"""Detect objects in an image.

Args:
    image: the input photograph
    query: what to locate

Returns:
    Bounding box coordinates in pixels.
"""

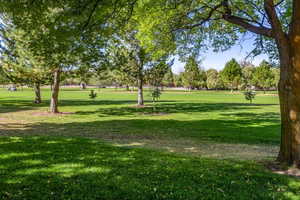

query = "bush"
[89,90,97,99]
[150,87,161,103]
[244,89,256,104]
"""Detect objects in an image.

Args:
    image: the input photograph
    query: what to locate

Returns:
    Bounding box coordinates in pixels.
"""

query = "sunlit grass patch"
[0,136,299,200]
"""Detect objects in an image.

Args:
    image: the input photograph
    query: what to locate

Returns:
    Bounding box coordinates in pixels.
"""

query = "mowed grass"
[0,88,280,145]
[1,88,300,199]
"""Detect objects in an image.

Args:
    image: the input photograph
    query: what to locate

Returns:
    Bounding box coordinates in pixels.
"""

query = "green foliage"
[162,67,175,87]
[253,60,274,91]
[241,65,256,89]
[89,90,97,99]
[244,89,256,104]
[149,87,162,102]
[271,68,280,89]
[0,26,51,86]
[0,67,10,85]
[206,69,223,89]
[134,0,293,61]
[182,57,206,89]
[221,59,242,91]
[174,73,183,87]
[146,60,173,87]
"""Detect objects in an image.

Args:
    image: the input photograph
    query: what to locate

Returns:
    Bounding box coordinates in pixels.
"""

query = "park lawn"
[0,136,300,200]
[0,88,300,199]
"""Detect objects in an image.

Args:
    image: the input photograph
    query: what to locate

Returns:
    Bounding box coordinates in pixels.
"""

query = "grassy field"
[0,88,300,199]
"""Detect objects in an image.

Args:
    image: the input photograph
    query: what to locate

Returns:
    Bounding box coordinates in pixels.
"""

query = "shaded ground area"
[2,89,296,199]
[0,89,281,160]
[0,136,299,200]
[0,118,279,160]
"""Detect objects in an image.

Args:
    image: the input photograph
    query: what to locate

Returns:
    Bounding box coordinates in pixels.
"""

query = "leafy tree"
[182,57,205,90]
[271,67,280,89]
[253,60,274,93]
[162,67,175,87]
[244,89,256,104]
[1,0,137,113]
[220,59,242,92]
[0,66,11,85]
[241,65,256,89]
[174,73,183,87]
[136,0,300,166]
[0,26,51,103]
[75,65,94,90]
[111,36,148,106]
[206,69,223,90]
[89,90,97,99]
[111,69,135,90]
[146,59,173,89]
[110,17,172,105]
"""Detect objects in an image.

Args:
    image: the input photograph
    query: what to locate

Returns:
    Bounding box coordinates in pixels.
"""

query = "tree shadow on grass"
[75,102,276,116]
[0,136,299,200]
[1,111,280,145]
[0,99,177,114]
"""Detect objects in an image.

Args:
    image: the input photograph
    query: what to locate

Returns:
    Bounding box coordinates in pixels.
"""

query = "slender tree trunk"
[126,85,130,91]
[50,69,61,113]
[80,82,86,90]
[34,82,42,104]
[137,74,144,106]
[137,63,144,106]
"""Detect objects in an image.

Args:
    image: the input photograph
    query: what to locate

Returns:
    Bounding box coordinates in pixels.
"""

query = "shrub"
[89,90,97,99]
[244,89,256,104]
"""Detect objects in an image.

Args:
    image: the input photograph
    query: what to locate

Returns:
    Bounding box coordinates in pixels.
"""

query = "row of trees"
[178,58,280,92]
[0,0,299,168]
[81,57,279,93]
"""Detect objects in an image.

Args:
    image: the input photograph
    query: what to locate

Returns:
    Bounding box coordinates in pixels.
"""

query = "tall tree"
[162,67,175,87]
[111,36,148,106]
[206,69,223,90]
[0,26,51,103]
[145,59,174,88]
[1,0,137,113]
[253,60,274,93]
[182,56,204,90]
[241,65,256,89]
[220,59,242,92]
[271,67,280,89]
[137,0,300,166]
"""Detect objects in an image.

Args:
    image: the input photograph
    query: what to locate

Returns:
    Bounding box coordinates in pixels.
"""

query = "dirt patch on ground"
[140,112,169,116]
[264,161,300,178]
[130,105,152,108]
[257,93,278,96]
[0,118,278,162]
[100,136,278,161]
[31,111,75,116]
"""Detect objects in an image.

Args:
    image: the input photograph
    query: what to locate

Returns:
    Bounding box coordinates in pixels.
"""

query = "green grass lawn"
[0,88,299,199]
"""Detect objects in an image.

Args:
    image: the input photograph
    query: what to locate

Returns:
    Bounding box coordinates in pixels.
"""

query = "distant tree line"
[0,56,279,94]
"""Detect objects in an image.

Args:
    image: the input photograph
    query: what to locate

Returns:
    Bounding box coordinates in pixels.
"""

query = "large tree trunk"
[137,76,144,106]
[277,38,300,167]
[261,0,300,167]
[50,69,61,113]
[34,83,42,104]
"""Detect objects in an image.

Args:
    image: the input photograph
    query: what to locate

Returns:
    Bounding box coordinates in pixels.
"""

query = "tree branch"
[221,0,273,38]
[223,15,273,37]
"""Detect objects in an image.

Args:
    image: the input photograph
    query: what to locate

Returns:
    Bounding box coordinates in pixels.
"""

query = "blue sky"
[172,38,269,74]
